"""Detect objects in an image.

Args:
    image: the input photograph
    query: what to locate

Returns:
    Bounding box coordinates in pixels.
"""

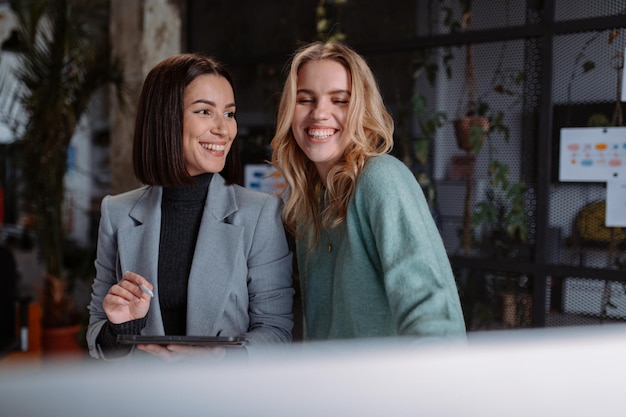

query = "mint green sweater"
[297,154,466,341]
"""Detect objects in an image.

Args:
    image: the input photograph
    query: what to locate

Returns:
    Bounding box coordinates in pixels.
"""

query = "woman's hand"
[136,344,226,362]
[103,271,153,324]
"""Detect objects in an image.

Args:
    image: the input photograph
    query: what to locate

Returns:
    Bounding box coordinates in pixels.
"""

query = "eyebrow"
[296,88,350,96]
[191,99,236,108]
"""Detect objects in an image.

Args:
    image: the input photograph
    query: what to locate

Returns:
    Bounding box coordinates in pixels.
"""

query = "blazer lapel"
[117,186,166,334]
[186,175,242,335]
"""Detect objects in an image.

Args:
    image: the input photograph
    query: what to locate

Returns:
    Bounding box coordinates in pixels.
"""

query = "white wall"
[0,4,20,144]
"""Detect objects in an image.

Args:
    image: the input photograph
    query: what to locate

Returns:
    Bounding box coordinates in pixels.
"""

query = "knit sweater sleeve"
[96,316,148,358]
[353,155,466,338]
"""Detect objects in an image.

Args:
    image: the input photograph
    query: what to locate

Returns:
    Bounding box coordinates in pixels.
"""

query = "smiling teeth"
[307,129,334,139]
[201,143,225,151]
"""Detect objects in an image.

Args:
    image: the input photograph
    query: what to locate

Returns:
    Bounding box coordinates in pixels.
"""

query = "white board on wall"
[559,127,626,182]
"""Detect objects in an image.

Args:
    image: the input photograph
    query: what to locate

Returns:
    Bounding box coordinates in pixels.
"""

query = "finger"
[119,280,153,301]
[123,271,153,291]
[205,346,226,359]
[166,345,226,359]
[122,271,144,283]
[110,282,141,302]
[138,284,154,298]
[122,272,154,297]
[103,292,130,306]
[137,344,184,362]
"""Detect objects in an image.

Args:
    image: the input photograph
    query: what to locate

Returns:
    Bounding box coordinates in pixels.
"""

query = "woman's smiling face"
[182,74,237,176]
[291,59,351,181]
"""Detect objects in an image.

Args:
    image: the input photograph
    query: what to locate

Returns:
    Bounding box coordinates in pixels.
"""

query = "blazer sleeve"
[242,193,295,346]
[86,194,121,358]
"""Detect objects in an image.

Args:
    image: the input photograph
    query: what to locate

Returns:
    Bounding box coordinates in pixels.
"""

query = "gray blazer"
[86,174,294,359]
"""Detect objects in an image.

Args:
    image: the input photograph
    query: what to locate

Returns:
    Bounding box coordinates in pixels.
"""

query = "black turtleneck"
[95,173,213,353]
[159,173,213,335]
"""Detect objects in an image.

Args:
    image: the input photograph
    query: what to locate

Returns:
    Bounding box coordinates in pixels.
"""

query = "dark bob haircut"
[133,53,241,187]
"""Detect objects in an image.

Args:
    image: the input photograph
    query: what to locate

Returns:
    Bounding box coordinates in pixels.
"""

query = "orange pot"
[41,324,84,356]
[454,116,489,152]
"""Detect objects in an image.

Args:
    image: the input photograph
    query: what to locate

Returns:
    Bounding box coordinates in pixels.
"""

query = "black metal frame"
[186,0,626,329]
[353,0,626,328]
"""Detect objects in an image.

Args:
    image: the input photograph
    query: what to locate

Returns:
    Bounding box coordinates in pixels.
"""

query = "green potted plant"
[449,3,488,254]
[411,92,448,213]
[472,156,528,258]
[470,123,531,326]
[1,0,124,353]
[434,0,525,254]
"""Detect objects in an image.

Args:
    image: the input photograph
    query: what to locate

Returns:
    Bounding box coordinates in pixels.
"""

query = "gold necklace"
[322,189,333,253]
[324,227,333,253]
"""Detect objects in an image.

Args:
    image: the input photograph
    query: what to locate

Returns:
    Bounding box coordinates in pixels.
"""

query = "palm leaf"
[4,0,125,327]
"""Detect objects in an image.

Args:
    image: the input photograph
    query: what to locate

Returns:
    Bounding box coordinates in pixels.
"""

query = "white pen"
[140,284,154,298]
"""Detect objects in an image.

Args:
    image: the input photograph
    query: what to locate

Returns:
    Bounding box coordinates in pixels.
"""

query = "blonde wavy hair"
[271,41,394,249]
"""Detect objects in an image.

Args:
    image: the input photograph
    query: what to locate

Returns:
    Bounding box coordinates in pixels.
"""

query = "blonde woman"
[271,41,465,342]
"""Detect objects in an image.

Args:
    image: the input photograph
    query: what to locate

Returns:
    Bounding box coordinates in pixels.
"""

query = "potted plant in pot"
[2,0,124,354]
[449,4,523,252]
[471,135,531,327]
[472,154,528,258]
[450,4,489,254]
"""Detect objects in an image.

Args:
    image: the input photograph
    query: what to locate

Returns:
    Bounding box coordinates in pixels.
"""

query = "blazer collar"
[127,174,237,225]
[204,173,237,222]
[128,185,162,225]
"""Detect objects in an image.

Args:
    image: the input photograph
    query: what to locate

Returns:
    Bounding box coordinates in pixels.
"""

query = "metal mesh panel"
[423,0,529,33]
[456,266,535,330]
[553,31,625,104]
[424,36,539,329]
[427,42,530,209]
[547,277,626,325]
[547,12,626,327]
[325,0,626,330]
[418,0,626,330]
[555,1,626,21]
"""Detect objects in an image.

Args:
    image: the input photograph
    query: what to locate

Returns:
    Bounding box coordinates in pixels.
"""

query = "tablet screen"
[117,335,246,346]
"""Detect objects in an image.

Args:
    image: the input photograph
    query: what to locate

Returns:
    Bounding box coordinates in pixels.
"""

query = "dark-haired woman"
[87,53,294,362]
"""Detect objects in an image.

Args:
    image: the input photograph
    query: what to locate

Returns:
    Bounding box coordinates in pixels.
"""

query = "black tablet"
[117,334,246,346]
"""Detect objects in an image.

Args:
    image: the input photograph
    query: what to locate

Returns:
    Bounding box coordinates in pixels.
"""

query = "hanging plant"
[316,0,347,42]
[453,9,489,154]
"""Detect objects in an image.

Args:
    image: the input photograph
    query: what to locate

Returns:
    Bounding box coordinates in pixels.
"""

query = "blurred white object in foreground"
[1,325,625,417]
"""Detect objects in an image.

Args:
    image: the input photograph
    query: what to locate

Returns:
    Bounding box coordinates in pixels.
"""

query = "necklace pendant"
[326,242,332,253]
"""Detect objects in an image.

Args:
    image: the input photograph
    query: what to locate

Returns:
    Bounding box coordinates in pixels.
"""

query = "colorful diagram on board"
[243,164,286,195]
[559,127,626,182]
